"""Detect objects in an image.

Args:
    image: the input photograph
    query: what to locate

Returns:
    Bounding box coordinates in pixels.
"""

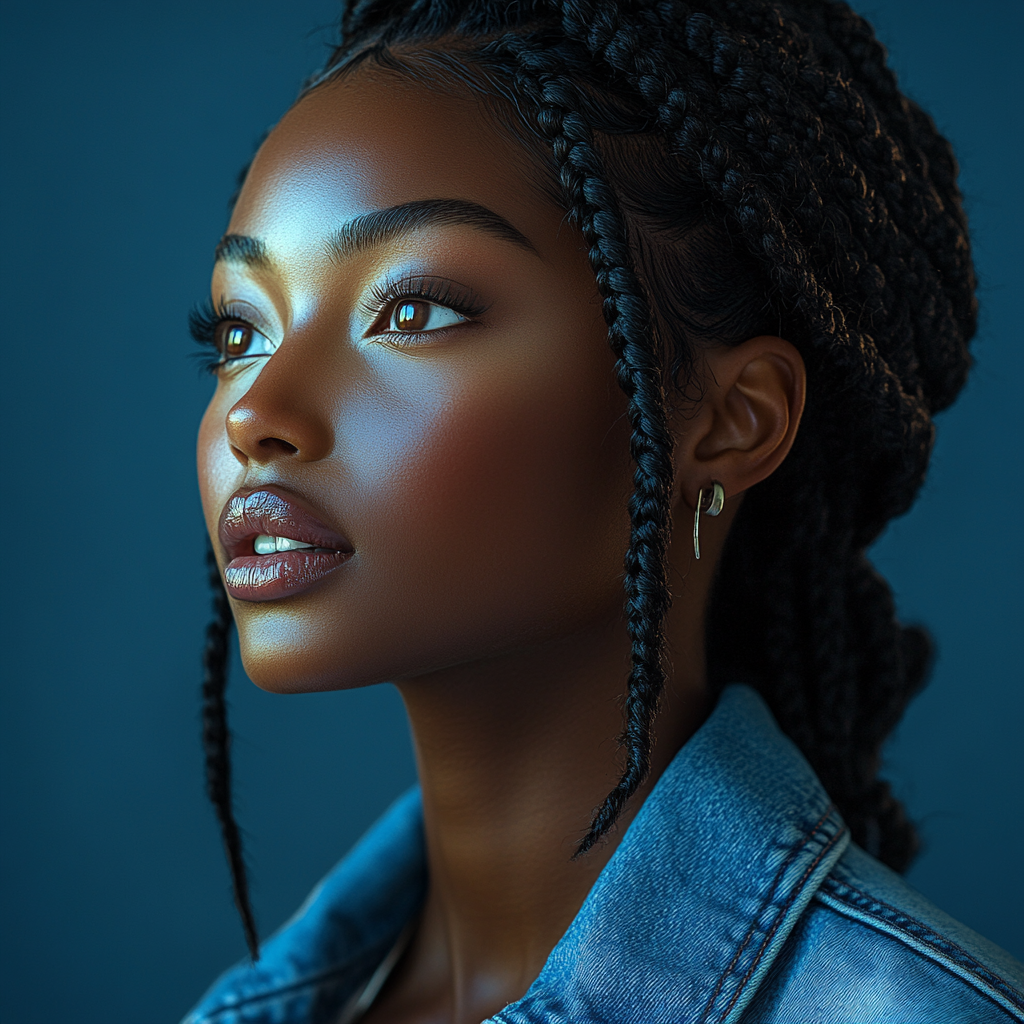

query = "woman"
[183,0,1024,1021]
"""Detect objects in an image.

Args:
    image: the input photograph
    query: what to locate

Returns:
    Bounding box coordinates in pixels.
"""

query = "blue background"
[0,2,1020,1021]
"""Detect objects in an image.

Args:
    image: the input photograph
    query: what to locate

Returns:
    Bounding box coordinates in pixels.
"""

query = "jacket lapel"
[183,787,426,1024]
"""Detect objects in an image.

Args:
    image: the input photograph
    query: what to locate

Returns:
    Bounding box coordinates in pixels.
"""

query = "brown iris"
[395,300,430,331]
[220,323,252,357]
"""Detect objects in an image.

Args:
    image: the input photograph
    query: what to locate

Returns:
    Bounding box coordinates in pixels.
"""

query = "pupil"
[224,325,250,355]
[395,301,427,331]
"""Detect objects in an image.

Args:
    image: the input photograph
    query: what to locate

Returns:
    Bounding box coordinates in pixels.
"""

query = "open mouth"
[252,534,343,555]
[218,489,354,602]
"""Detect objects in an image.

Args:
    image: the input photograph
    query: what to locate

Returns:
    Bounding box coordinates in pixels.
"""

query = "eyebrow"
[214,234,270,267]
[327,199,539,262]
[213,199,539,271]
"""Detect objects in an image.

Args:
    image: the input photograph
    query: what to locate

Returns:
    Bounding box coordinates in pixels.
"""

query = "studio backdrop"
[0,2,1020,1022]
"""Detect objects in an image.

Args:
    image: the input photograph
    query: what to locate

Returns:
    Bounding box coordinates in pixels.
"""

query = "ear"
[670,335,806,511]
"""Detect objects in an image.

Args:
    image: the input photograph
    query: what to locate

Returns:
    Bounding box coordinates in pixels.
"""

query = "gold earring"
[693,480,725,560]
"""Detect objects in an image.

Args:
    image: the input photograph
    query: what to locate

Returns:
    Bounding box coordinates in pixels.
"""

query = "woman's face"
[198,69,634,693]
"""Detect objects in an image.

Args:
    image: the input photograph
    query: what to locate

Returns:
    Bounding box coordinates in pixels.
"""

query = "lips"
[218,489,354,602]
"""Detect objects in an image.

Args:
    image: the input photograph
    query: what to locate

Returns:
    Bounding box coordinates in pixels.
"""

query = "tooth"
[254,534,277,555]
[275,536,314,552]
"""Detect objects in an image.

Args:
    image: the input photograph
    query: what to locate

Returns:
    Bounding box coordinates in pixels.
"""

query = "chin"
[233,610,377,695]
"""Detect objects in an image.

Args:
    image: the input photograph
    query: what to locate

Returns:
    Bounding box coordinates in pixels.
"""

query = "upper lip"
[218,487,354,561]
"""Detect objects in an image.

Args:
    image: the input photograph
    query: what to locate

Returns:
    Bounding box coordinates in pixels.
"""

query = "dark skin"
[198,69,806,1024]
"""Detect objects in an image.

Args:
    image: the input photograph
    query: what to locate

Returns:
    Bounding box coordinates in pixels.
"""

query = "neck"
[390,597,712,1022]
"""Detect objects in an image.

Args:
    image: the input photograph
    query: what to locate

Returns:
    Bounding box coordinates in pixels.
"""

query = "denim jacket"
[183,685,1024,1024]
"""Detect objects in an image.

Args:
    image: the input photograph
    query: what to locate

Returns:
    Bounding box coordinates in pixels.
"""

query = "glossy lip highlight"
[218,488,354,602]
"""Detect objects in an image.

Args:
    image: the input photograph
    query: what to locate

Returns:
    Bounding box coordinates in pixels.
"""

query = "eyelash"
[189,276,488,374]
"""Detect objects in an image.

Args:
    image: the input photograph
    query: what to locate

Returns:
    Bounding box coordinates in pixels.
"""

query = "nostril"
[258,437,299,455]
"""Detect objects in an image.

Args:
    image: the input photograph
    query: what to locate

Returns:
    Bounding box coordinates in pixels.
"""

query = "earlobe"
[673,335,806,510]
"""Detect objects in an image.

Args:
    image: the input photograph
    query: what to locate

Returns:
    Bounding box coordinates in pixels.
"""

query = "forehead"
[229,68,560,250]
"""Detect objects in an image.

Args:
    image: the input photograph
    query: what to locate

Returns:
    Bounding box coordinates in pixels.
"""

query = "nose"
[225,347,334,466]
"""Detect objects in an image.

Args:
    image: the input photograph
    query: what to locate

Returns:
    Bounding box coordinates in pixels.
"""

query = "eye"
[219,322,254,357]
[215,320,276,362]
[188,298,280,373]
[359,275,486,347]
[389,299,466,334]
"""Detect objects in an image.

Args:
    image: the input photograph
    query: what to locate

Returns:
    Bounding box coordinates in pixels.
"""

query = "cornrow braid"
[202,542,259,958]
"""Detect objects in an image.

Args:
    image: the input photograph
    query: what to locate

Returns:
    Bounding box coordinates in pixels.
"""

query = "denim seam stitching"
[699,804,838,1024]
[716,815,846,1023]
[820,878,1024,1013]
[698,808,829,1016]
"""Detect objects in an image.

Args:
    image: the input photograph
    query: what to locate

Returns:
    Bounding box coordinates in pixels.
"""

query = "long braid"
[492,37,676,853]
[202,542,259,958]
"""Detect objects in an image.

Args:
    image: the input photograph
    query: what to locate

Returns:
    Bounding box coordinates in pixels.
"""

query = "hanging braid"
[202,542,259,958]
[201,0,978,942]
[497,38,677,854]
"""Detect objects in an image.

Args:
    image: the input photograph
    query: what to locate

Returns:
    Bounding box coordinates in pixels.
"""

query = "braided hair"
[201,0,976,949]
[202,541,259,958]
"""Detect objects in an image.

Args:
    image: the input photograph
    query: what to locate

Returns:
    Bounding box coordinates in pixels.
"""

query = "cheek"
[349,342,633,655]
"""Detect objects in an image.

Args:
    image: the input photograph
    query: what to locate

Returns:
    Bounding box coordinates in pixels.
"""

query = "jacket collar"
[186,685,848,1024]
[494,684,849,1023]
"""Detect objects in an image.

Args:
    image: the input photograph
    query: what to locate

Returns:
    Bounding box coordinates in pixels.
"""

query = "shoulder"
[745,842,1024,1023]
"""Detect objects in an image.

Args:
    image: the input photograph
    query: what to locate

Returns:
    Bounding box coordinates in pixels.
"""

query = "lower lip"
[223,550,352,602]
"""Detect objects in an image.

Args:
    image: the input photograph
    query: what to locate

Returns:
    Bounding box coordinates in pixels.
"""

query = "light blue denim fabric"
[182,685,1024,1023]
